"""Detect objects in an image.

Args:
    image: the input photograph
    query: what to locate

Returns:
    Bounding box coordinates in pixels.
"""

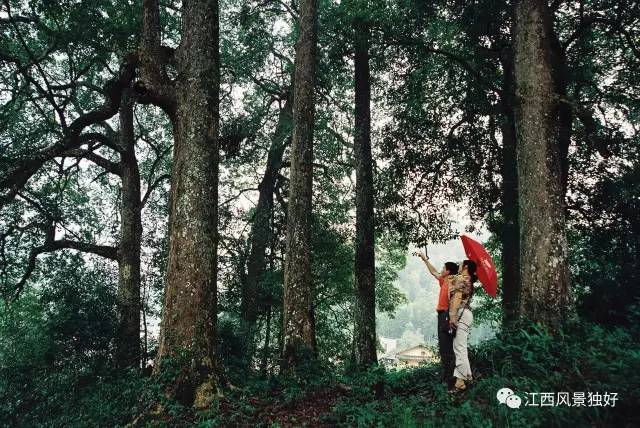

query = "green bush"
[332,321,640,427]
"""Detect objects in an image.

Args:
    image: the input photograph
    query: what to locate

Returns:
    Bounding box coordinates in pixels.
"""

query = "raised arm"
[415,252,440,279]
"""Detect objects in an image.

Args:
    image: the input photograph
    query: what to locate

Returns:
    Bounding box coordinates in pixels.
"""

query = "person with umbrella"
[448,235,498,392]
[449,259,478,392]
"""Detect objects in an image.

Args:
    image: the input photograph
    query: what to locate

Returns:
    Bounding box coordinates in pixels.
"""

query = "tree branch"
[9,228,118,300]
[141,173,171,207]
[135,0,176,114]
[219,187,259,208]
[0,54,138,206]
[0,15,38,24]
[383,34,503,96]
[63,148,123,176]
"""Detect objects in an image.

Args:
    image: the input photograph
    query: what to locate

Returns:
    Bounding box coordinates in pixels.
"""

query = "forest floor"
[220,386,347,427]
[187,323,640,427]
[211,364,448,427]
[5,322,638,427]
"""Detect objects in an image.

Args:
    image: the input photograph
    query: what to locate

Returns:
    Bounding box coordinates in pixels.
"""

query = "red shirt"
[436,276,449,311]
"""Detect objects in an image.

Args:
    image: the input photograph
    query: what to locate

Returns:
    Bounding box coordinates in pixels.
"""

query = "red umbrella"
[460,235,498,298]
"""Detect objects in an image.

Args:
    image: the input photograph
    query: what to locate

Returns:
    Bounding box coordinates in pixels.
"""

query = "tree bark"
[549,29,572,198]
[513,0,571,330]
[240,98,292,364]
[137,0,175,114]
[282,0,318,371]
[498,48,521,325]
[353,15,377,369]
[152,0,220,407]
[116,90,143,369]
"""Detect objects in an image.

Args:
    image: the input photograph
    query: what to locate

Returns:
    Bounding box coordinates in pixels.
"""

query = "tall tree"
[137,0,221,406]
[282,0,319,370]
[513,0,571,329]
[352,9,377,369]
[0,94,155,369]
[0,1,139,206]
[115,90,143,369]
[498,47,521,324]
[241,96,292,364]
[0,4,153,364]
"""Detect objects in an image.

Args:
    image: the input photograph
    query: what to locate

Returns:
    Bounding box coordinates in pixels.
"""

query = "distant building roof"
[380,344,434,361]
[396,344,432,355]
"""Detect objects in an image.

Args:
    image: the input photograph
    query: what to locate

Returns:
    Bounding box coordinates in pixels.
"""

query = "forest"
[0,0,639,426]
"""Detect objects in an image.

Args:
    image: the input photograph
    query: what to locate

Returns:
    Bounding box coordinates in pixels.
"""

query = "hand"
[413,251,428,260]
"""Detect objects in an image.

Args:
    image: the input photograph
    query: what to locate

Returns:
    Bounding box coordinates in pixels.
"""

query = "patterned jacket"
[448,274,473,325]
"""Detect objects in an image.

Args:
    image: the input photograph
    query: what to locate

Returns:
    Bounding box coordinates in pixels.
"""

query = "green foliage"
[216,315,246,384]
[376,236,409,314]
[570,161,640,329]
[3,255,639,426]
[219,213,407,376]
[0,255,150,427]
[333,321,640,427]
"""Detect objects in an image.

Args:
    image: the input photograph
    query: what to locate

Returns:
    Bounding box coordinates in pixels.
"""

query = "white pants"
[453,307,473,381]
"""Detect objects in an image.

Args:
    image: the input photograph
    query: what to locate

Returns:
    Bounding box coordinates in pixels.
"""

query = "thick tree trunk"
[116,90,143,369]
[513,0,571,330]
[499,49,521,325]
[353,16,377,369]
[240,99,292,364]
[154,0,220,407]
[282,0,318,370]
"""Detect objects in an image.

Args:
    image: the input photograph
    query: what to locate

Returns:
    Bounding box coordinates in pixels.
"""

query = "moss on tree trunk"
[151,0,221,408]
[116,90,142,369]
[282,0,319,371]
[513,0,571,330]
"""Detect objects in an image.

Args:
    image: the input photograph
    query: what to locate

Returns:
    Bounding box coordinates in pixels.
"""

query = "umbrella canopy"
[460,235,498,298]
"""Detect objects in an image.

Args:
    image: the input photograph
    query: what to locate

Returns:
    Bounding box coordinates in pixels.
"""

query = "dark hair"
[463,260,478,283]
[444,262,459,275]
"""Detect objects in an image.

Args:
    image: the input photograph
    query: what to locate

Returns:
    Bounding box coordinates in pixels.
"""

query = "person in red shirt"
[415,251,459,388]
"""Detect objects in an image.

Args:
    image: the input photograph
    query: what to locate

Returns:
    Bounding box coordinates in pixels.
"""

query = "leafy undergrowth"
[4,321,639,427]
[199,321,640,428]
[359,322,640,427]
